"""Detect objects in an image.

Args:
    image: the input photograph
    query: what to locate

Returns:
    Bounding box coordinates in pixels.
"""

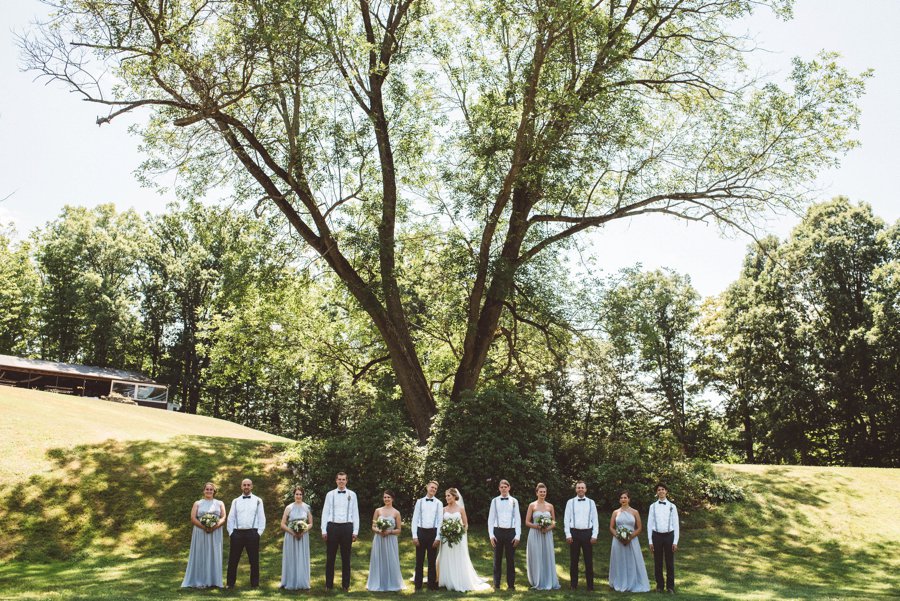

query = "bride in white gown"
[438,488,491,592]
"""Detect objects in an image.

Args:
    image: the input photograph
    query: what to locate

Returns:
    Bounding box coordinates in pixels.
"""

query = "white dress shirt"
[564,496,599,538]
[411,495,444,540]
[487,495,522,541]
[320,488,360,536]
[647,499,680,545]
[226,493,266,535]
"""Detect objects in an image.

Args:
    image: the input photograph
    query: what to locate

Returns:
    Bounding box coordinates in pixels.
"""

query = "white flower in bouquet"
[536,515,554,530]
[375,517,393,532]
[440,518,465,547]
[199,512,218,529]
[616,525,632,542]
[288,519,309,533]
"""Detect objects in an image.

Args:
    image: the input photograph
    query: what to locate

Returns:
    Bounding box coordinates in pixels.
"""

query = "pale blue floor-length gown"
[366,516,406,591]
[608,510,651,592]
[526,510,561,590]
[281,502,311,590]
[181,498,224,588]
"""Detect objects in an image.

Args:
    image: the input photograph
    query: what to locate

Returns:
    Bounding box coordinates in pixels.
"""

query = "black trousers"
[325,521,354,589]
[569,528,594,590]
[652,531,675,590]
[414,527,438,590]
[226,529,260,587]
[492,526,516,588]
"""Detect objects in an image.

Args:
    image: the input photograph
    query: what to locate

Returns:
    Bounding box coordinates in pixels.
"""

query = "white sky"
[2,0,898,297]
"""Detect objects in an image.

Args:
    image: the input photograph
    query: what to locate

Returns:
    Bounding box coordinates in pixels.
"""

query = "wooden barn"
[0,354,169,409]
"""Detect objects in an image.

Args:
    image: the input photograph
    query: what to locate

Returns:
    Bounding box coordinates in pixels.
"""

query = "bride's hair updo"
[445,487,460,501]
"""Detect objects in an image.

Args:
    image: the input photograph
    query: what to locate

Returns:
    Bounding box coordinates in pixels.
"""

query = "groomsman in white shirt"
[320,471,360,591]
[487,479,521,590]
[647,482,680,593]
[411,480,443,591]
[225,478,266,588]
[564,480,598,591]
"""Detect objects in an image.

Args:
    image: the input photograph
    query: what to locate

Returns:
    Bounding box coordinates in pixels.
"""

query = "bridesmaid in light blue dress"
[608,490,650,592]
[525,482,561,590]
[182,482,227,588]
[366,490,406,591]
[280,486,312,590]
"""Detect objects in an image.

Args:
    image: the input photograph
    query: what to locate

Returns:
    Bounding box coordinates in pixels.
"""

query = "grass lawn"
[1,387,898,600]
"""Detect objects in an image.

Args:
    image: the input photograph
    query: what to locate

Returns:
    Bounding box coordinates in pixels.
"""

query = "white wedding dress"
[437,512,490,592]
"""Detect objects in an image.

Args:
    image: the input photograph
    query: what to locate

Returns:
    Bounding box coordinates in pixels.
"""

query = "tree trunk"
[741,394,755,463]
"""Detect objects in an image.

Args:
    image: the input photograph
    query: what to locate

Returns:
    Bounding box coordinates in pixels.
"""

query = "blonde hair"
[445,487,460,501]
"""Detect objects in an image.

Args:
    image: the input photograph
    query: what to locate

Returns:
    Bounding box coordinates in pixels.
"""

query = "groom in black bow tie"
[412,480,443,590]
[488,479,521,590]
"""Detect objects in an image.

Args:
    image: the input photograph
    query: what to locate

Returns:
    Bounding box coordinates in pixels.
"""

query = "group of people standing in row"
[181,473,680,594]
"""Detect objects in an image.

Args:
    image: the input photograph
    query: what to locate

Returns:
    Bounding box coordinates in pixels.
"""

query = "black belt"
[493,527,515,531]
[571,528,592,532]
[233,528,257,532]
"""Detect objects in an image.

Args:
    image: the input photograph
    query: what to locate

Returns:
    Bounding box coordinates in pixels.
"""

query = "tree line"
[19,0,868,443]
[1,197,897,468]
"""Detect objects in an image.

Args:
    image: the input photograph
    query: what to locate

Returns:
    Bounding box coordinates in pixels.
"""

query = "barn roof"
[0,354,159,385]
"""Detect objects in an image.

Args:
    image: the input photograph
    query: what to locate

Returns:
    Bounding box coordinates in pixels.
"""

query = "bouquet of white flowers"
[199,512,219,529]
[616,525,632,543]
[440,519,465,548]
[535,515,554,530]
[288,519,309,534]
[375,517,394,532]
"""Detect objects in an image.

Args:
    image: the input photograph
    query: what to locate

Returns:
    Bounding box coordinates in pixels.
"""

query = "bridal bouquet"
[440,519,465,547]
[288,519,309,534]
[198,512,219,529]
[535,515,554,530]
[375,517,394,532]
[616,525,632,542]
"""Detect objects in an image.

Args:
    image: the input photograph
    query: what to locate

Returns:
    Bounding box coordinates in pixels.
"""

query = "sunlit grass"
[1,387,898,599]
[0,387,290,483]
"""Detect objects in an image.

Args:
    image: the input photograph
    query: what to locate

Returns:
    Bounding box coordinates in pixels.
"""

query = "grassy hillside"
[1,387,898,600]
[0,387,290,483]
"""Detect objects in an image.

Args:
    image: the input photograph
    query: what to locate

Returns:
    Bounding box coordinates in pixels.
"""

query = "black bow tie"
[578,498,586,502]
[658,501,666,504]
[426,498,434,502]
[338,490,347,494]
[242,495,251,499]
[500,497,509,501]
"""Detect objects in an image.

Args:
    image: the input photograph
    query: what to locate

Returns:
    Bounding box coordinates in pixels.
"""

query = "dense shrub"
[279,410,424,519]
[579,435,746,512]
[425,386,563,521]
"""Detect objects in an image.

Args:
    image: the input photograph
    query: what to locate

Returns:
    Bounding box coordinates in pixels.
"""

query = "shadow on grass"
[1,443,898,600]
[679,468,899,599]
[0,436,288,562]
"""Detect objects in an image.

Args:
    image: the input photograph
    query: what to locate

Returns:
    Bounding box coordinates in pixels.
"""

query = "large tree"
[21,0,866,441]
[33,204,143,367]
